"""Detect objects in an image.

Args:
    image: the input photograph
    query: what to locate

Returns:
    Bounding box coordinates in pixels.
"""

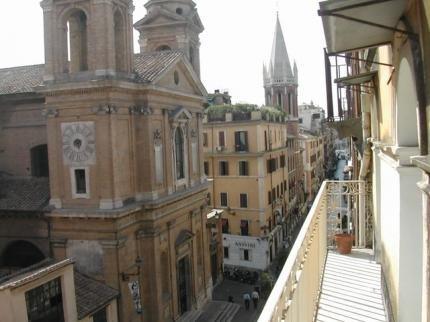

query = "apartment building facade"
[203,109,303,270]
[299,133,325,200]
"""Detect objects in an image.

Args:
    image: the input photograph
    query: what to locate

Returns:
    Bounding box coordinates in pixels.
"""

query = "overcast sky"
[0,0,327,107]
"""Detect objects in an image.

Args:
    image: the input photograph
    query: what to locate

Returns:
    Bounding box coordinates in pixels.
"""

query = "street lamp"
[121,257,143,281]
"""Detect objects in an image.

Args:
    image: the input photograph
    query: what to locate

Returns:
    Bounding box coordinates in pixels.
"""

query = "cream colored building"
[0,259,119,322]
[299,132,325,199]
[204,108,303,270]
[320,0,430,320]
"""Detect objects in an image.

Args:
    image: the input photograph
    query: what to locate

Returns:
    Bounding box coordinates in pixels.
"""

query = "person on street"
[252,290,259,309]
[243,292,251,310]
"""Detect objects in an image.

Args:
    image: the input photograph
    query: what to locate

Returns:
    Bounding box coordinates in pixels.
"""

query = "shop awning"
[319,0,407,54]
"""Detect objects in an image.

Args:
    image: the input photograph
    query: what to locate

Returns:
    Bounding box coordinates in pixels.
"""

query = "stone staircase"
[176,309,203,322]
[175,300,240,322]
[197,300,240,322]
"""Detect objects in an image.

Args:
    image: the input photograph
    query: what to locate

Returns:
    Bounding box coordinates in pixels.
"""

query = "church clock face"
[61,122,96,165]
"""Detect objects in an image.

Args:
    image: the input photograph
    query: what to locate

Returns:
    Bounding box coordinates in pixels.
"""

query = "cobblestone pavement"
[213,279,265,322]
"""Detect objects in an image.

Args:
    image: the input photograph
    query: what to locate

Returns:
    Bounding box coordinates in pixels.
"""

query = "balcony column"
[358,181,366,247]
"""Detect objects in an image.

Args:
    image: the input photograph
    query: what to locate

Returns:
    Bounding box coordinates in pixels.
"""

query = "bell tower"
[40,0,134,81]
[134,0,204,76]
[39,0,137,211]
[263,14,298,117]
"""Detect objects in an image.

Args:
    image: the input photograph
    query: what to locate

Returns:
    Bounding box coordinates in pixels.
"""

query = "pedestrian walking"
[252,290,259,309]
[243,292,251,310]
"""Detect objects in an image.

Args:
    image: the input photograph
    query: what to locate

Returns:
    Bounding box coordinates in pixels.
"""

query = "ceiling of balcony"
[319,0,407,54]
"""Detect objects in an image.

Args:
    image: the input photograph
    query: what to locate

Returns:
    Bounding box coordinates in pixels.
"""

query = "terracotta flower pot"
[334,233,354,254]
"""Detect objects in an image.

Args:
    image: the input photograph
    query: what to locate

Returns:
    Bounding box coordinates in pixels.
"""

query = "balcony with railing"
[258,180,387,322]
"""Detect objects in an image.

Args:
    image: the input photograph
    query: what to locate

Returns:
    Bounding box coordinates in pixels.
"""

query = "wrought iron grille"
[326,180,373,248]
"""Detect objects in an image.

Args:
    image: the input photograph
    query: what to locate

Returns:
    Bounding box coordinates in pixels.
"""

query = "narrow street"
[334,158,347,181]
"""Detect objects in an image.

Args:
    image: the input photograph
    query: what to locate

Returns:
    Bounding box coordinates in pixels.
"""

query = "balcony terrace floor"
[316,249,388,322]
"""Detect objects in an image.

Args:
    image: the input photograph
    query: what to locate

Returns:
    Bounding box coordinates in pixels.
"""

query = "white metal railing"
[325,180,369,248]
[258,181,328,322]
[258,180,371,322]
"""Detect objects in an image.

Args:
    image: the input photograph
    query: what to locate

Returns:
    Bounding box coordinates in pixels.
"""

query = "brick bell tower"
[263,13,298,118]
[41,0,134,80]
[134,0,204,77]
[39,0,136,210]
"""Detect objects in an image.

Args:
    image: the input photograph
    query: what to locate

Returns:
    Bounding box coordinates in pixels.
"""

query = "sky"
[0,0,327,107]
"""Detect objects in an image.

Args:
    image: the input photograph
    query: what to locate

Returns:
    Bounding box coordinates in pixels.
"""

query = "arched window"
[31,144,49,177]
[175,127,185,180]
[277,92,282,107]
[114,10,126,72]
[2,240,45,269]
[65,10,88,73]
[156,45,171,51]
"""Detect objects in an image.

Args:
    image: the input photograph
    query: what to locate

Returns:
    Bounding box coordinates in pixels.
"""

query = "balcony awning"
[319,0,407,54]
[334,70,378,87]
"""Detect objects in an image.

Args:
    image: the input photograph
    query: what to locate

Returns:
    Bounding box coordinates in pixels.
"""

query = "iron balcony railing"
[258,180,372,322]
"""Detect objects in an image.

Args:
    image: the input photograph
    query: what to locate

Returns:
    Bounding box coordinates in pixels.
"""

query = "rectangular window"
[222,218,229,234]
[203,132,208,147]
[235,131,248,152]
[277,185,280,198]
[280,155,286,168]
[75,169,87,194]
[240,220,249,236]
[240,249,251,261]
[268,191,272,205]
[224,247,229,258]
[272,188,276,201]
[311,155,317,163]
[220,192,228,207]
[219,131,225,147]
[204,161,209,176]
[26,278,64,322]
[93,308,107,322]
[238,161,249,176]
[267,158,277,173]
[219,161,229,176]
[264,131,268,151]
[244,249,250,261]
[240,193,248,208]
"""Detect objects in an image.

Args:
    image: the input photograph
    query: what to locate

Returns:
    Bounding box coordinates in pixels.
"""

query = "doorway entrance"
[177,256,191,315]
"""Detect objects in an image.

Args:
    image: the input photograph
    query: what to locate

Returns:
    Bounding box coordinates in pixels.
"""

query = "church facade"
[0,0,213,321]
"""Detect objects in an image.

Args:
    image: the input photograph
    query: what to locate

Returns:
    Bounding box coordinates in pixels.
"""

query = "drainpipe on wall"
[358,93,372,247]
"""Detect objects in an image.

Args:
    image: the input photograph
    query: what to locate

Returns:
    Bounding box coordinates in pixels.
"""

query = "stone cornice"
[37,81,205,103]
[47,182,209,218]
